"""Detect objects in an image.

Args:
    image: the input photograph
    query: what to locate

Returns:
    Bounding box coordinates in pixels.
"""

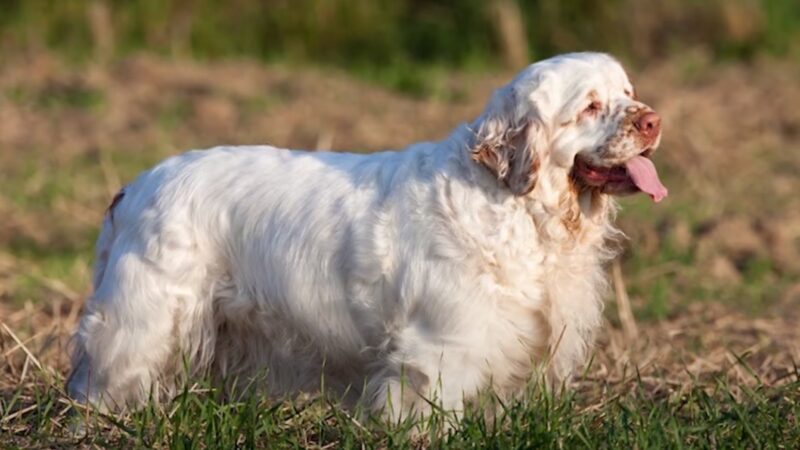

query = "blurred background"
[0,0,799,396]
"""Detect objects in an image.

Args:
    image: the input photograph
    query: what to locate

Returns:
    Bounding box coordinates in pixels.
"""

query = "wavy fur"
[68,52,659,420]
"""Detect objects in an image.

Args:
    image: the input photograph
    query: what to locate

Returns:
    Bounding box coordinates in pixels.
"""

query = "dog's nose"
[634,111,661,140]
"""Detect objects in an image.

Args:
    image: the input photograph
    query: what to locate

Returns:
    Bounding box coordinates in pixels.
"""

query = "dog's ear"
[470,86,542,196]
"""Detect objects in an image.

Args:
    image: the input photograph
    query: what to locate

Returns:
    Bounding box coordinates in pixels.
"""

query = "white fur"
[67,52,659,419]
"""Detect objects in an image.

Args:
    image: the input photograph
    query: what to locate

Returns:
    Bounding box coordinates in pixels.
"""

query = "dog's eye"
[584,101,602,114]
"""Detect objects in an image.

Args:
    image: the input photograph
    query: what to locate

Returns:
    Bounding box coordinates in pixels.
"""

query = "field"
[1,1,800,445]
[0,51,798,448]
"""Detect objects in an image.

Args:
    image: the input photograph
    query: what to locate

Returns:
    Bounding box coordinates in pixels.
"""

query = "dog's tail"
[91,186,127,291]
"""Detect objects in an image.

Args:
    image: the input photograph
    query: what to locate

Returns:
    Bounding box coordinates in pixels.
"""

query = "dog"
[67,52,666,420]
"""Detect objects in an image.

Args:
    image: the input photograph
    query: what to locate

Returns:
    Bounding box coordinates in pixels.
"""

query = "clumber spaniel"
[67,52,666,419]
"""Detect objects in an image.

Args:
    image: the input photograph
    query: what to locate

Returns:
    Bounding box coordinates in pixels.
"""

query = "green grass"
[2,363,798,448]
[6,84,106,112]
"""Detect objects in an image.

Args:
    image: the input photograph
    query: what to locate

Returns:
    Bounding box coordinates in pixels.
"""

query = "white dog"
[67,52,666,419]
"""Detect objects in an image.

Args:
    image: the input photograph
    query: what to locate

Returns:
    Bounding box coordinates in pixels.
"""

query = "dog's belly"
[209,272,384,395]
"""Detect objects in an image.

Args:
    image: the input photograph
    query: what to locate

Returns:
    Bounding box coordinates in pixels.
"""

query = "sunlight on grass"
[1,363,797,448]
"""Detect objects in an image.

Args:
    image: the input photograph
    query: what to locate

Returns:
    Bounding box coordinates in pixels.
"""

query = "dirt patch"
[0,54,489,159]
[585,302,800,400]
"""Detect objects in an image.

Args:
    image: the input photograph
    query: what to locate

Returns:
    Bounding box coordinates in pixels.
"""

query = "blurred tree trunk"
[169,0,196,58]
[88,0,114,64]
[488,0,529,69]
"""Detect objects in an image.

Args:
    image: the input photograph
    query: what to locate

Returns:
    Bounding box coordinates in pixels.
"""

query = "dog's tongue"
[625,156,668,202]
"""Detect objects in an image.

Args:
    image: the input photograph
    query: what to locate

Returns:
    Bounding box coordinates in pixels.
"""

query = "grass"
[2,356,798,448]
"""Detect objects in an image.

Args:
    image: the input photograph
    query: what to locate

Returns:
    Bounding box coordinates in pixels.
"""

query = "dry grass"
[1,52,799,446]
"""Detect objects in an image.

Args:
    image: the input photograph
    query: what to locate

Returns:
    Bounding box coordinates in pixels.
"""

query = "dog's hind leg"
[67,216,213,411]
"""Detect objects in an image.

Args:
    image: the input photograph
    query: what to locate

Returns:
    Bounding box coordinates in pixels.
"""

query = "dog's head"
[470,52,667,202]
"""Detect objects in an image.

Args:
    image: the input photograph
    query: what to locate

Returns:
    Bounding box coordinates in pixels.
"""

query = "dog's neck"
[527,163,615,252]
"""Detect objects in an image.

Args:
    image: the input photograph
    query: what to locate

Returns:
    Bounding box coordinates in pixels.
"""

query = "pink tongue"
[625,156,668,202]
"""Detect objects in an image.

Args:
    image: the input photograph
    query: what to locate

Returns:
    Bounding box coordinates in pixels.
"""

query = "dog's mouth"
[572,149,668,202]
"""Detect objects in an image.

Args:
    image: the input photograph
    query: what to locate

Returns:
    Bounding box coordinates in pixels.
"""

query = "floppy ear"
[470,86,542,196]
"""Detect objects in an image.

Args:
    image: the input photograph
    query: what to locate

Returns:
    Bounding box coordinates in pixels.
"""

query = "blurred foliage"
[1,0,798,70]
